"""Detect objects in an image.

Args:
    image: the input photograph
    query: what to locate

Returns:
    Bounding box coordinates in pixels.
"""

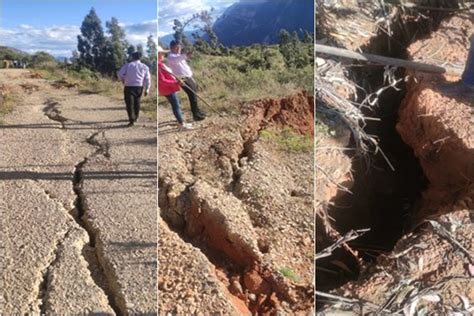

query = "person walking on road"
[167,40,206,121]
[158,46,192,130]
[118,52,151,127]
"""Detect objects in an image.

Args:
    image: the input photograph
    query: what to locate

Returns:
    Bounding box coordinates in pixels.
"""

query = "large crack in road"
[71,135,126,315]
[42,101,124,314]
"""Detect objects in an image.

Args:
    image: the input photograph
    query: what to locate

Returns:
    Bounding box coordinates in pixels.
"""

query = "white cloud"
[123,19,157,46]
[0,20,157,57]
[158,0,236,36]
[0,25,80,57]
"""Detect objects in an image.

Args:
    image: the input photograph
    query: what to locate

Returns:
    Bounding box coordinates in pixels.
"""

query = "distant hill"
[55,56,69,62]
[213,0,314,46]
[0,46,29,60]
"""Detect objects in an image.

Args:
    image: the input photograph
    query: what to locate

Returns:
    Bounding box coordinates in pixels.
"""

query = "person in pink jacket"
[158,46,192,130]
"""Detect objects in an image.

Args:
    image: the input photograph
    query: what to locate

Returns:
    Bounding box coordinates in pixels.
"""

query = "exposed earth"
[158,91,315,314]
[316,4,473,314]
[0,69,157,315]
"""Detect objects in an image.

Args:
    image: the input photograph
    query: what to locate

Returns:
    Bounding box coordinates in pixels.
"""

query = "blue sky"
[0,0,157,57]
[158,0,238,38]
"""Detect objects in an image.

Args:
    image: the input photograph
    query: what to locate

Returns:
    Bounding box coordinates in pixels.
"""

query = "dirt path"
[0,69,157,315]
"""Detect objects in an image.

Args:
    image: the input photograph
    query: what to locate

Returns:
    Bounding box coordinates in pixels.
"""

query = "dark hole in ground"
[316,9,450,300]
[330,73,428,256]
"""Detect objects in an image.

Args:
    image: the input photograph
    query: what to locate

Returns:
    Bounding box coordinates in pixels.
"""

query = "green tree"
[146,35,157,73]
[279,29,312,68]
[172,19,192,51]
[105,17,127,75]
[127,44,136,62]
[279,29,292,62]
[30,51,57,67]
[77,8,107,71]
[146,35,157,59]
[173,9,220,53]
[137,44,144,56]
[303,30,313,44]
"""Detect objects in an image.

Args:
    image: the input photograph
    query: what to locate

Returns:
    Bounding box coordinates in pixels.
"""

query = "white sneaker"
[179,122,193,130]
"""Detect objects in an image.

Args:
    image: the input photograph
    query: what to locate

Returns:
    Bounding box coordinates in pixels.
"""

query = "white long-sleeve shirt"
[166,53,193,78]
[117,60,151,92]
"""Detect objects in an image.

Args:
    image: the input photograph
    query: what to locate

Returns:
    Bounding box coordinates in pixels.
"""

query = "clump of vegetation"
[0,85,18,123]
[279,266,300,282]
[260,127,313,153]
[315,121,331,146]
[176,44,312,114]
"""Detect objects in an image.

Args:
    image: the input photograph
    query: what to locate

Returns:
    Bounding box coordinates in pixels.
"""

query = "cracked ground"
[158,92,315,314]
[0,69,157,315]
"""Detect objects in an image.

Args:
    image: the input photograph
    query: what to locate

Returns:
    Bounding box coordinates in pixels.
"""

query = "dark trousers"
[124,86,143,122]
[181,77,202,117]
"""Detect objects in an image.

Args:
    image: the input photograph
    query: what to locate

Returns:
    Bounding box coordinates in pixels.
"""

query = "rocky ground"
[316,5,473,315]
[158,91,315,314]
[0,69,157,314]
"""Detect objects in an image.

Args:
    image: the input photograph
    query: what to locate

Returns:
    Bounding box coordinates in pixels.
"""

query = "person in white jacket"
[167,40,206,121]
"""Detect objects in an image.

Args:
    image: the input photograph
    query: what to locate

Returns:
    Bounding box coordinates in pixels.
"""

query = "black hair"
[170,40,181,49]
[132,52,142,60]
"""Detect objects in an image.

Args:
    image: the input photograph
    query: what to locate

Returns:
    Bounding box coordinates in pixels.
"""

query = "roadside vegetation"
[159,11,313,131]
[0,84,17,124]
[260,127,313,153]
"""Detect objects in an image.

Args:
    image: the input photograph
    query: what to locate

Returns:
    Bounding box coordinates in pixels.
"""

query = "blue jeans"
[166,93,184,124]
[462,36,474,86]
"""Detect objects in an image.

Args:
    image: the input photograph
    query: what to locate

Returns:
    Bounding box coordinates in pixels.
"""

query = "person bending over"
[158,46,192,130]
[167,40,206,121]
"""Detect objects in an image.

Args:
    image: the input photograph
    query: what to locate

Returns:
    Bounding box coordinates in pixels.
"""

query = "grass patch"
[279,267,300,282]
[315,121,331,146]
[0,86,18,124]
[0,94,16,116]
[260,127,313,153]
[161,45,313,115]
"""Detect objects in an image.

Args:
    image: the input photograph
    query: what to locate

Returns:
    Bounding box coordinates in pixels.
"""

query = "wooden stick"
[315,44,463,77]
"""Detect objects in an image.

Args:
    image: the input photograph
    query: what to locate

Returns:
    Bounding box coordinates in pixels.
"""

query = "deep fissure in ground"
[40,99,124,314]
[316,10,450,295]
[72,149,123,315]
[159,137,287,315]
[159,94,314,314]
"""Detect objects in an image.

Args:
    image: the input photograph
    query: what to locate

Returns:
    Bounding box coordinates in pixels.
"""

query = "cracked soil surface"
[158,91,314,315]
[0,69,157,315]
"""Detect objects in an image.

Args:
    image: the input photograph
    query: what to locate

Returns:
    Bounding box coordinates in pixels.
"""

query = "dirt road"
[0,69,157,315]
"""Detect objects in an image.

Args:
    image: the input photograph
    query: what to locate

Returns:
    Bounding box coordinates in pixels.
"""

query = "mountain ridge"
[213,0,314,46]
